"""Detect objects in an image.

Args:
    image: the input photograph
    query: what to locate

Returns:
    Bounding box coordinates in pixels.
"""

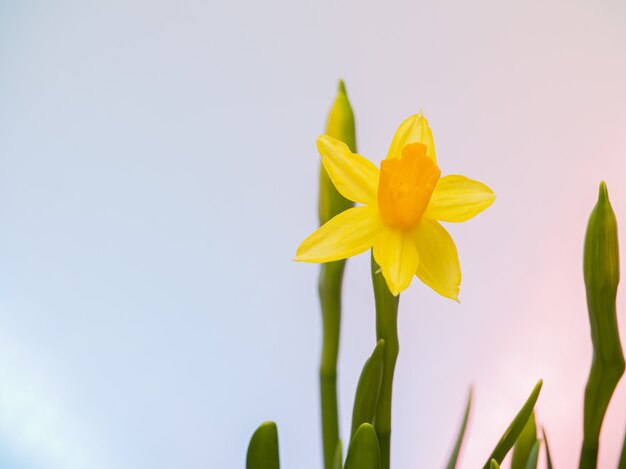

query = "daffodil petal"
[317,135,379,206]
[385,113,436,162]
[412,219,461,301]
[372,227,419,296]
[295,206,383,263]
[425,175,495,222]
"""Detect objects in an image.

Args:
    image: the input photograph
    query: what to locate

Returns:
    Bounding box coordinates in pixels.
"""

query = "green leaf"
[246,421,280,469]
[490,459,501,469]
[446,387,473,469]
[581,182,625,469]
[482,380,543,469]
[351,339,385,439]
[344,423,380,469]
[524,440,540,469]
[333,440,343,469]
[511,411,537,469]
[542,427,553,469]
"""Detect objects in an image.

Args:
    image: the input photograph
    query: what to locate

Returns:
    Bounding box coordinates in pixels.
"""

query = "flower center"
[377,143,441,229]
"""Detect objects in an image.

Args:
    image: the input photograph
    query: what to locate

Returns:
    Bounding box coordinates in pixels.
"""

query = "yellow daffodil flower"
[295,113,495,300]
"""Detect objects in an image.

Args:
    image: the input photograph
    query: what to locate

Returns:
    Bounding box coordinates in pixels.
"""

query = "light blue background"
[1,1,626,468]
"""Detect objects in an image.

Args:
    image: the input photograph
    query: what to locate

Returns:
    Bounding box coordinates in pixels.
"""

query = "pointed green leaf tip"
[490,459,501,469]
[246,421,280,469]
[483,380,543,469]
[318,80,356,225]
[351,339,385,439]
[344,423,380,469]
[581,181,624,468]
[338,79,347,95]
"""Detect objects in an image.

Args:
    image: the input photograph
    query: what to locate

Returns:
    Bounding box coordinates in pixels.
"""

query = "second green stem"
[371,254,400,469]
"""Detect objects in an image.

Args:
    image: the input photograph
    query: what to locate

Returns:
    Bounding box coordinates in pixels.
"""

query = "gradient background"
[1,1,626,468]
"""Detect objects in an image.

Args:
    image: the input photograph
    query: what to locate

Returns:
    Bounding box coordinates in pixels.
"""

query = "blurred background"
[1,0,626,467]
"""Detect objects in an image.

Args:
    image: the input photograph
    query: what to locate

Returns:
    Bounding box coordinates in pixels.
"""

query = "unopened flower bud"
[318,80,356,225]
[584,182,620,313]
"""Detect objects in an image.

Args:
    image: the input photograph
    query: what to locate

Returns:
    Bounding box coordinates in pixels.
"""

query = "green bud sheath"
[318,80,357,469]
[580,182,625,469]
[584,182,620,324]
[318,80,356,225]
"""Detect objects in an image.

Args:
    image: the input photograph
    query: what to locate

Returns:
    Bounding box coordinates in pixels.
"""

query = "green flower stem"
[371,253,400,469]
[580,183,625,469]
[317,80,356,469]
[319,260,346,469]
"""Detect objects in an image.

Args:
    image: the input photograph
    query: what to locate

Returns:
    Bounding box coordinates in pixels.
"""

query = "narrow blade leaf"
[446,387,473,469]
[482,379,543,468]
[542,427,553,469]
[351,339,385,439]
